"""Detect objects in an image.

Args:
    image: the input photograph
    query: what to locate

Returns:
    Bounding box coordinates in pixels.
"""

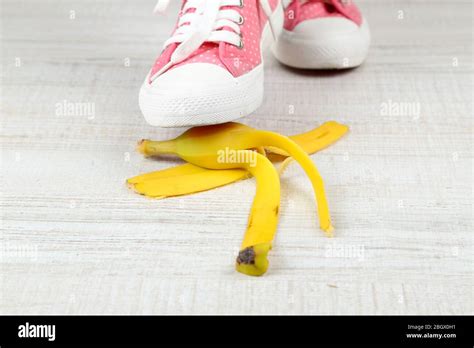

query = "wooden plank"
[1,0,472,314]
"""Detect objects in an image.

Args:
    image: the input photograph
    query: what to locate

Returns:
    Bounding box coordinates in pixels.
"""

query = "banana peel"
[128,163,250,199]
[127,121,349,276]
[128,121,348,197]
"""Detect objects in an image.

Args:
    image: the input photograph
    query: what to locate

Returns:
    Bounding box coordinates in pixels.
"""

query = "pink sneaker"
[140,0,283,127]
[273,0,370,69]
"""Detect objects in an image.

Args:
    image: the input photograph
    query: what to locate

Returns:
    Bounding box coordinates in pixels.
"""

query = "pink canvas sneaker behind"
[140,0,283,128]
[273,0,370,69]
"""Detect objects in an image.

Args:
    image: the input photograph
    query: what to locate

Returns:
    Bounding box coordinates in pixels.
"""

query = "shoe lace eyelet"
[238,15,244,25]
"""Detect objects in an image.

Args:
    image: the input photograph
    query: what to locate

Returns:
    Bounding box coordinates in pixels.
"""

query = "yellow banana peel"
[128,164,250,199]
[127,121,349,276]
[128,121,348,197]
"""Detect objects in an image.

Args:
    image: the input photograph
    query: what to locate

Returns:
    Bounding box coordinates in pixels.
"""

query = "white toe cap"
[138,62,264,127]
[148,63,238,91]
[292,17,360,40]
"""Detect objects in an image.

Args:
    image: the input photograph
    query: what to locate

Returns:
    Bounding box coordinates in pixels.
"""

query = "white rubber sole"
[139,3,284,128]
[272,18,371,69]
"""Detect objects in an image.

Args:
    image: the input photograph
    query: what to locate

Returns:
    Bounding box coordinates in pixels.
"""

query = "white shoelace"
[151,0,276,81]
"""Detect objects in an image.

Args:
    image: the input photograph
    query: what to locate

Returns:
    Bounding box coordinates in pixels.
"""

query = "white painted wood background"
[1,0,472,314]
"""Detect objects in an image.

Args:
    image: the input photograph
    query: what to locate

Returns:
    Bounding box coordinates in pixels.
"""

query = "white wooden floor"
[1,0,472,315]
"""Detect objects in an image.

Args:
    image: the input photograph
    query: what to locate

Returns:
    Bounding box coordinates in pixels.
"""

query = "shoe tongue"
[298,0,331,13]
[325,0,362,25]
